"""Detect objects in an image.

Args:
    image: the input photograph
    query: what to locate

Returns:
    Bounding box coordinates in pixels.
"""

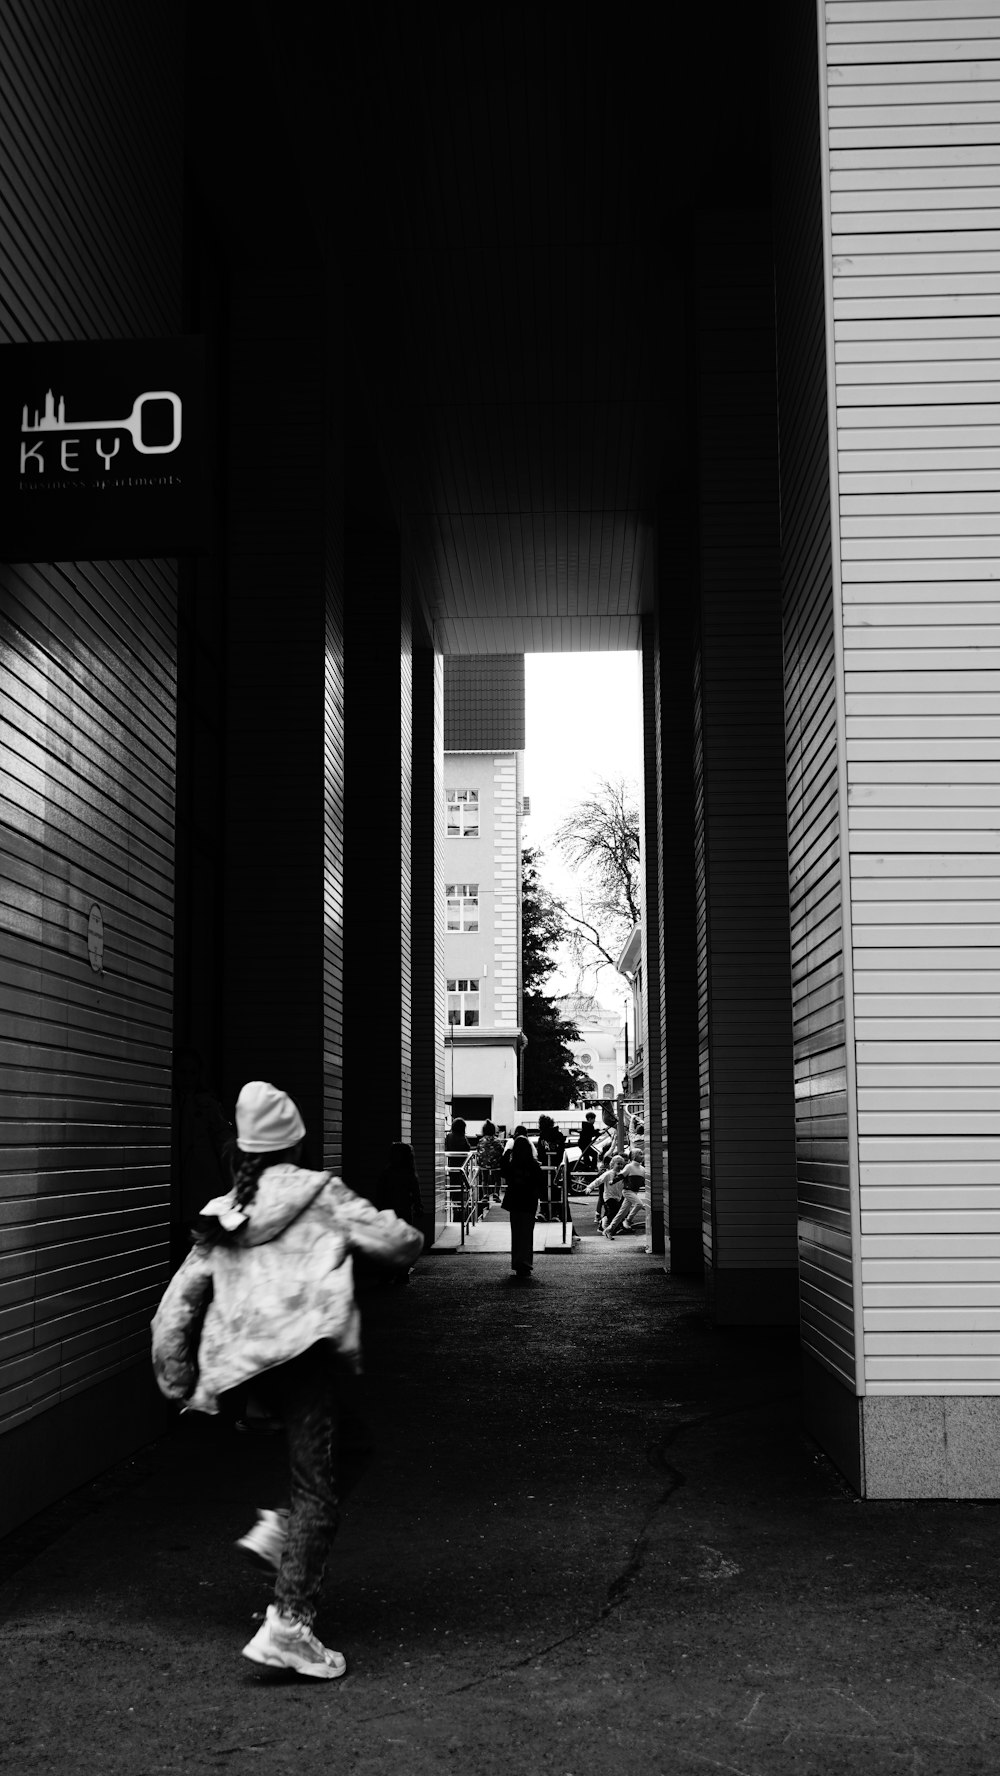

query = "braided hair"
[198,1142,302,1244]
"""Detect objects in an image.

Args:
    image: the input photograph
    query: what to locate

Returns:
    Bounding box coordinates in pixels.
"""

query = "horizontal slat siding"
[0,0,181,1436]
[324,474,345,1169]
[695,636,711,1266]
[638,594,665,1249]
[775,0,857,1384]
[408,639,447,1227]
[825,0,1000,1392]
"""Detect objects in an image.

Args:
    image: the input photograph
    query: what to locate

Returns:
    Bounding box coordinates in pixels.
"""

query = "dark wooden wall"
[639,601,666,1257]
[656,431,705,1280]
[410,606,447,1233]
[693,212,798,1323]
[771,0,860,1481]
[180,13,345,1179]
[324,360,347,1172]
[0,0,184,1529]
[218,266,334,1163]
[340,368,414,1192]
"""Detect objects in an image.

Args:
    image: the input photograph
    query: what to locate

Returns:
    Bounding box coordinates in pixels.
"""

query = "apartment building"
[443,659,525,1132]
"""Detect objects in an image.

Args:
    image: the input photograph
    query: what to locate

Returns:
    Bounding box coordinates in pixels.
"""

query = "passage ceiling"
[266,6,770,652]
[340,11,680,653]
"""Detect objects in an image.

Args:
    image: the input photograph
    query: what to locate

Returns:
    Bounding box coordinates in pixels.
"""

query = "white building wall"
[443,749,523,1120]
[821,4,1000,1418]
[449,1043,518,1131]
[492,754,520,1029]
[443,754,497,1022]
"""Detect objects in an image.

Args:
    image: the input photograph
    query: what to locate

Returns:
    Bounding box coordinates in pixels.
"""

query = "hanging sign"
[0,337,211,559]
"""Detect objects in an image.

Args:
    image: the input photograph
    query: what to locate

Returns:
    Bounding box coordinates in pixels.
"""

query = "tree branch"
[553,775,642,928]
[552,898,622,973]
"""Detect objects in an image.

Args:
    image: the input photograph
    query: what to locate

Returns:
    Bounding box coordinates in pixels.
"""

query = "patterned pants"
[253,1342,374,1625]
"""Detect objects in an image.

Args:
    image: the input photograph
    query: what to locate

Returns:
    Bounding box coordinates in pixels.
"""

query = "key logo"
[1,336,209,558]
[20,388,182,472]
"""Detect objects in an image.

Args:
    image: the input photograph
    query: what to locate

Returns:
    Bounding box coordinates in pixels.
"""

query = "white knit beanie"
[235,1080,306,1153]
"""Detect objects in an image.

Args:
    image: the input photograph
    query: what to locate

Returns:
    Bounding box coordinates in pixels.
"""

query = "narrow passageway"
[3,1247,1000,1774]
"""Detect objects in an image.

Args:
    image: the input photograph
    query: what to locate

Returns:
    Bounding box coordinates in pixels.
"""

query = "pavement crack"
[354,1391,799,1718]
[599,1392,798,1618]
[687,1754,753,1776]
[736,1690,764,1728]
[592,1414,706,1619]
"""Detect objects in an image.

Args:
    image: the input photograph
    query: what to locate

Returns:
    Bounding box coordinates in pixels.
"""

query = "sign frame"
[0,336,212,560]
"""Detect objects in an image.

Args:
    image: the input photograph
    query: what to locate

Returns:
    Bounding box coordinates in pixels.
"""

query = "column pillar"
[341,523,412,1192]
[410,618,447,1236]
[655,476,705,1276]
[640,607,666,1257]
[692,211,798,1324]
[220,266,337,1166]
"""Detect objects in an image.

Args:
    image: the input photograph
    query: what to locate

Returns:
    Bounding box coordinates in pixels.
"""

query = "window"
[446,788,479,838]
[450,1096,492,1122]
[580,1051,592,1065]
[445,882,479,931]
[447,977,480,1026]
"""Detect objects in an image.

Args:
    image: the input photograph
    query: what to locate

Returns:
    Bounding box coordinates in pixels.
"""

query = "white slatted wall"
[823,0,1000,1394]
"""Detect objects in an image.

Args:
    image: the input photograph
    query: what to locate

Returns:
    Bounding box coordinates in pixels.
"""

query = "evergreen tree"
[520,847,590,1108]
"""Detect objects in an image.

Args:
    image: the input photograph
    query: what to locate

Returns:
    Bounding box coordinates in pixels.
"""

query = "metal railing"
[536,1157,571,1246]
[443,1141,641,1249]
[538,1159,603,1245]
[446,1150,493,1245]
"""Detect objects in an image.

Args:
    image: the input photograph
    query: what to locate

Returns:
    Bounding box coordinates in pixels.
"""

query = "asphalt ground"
[4,1212,1000,1775]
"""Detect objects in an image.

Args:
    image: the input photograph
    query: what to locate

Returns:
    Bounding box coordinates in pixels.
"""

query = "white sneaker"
[242,1604,346,1679]
[236,1508,288,1572]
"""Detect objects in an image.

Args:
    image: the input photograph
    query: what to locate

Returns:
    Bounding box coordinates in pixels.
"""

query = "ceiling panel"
[406,511,652,620]
[435,615,644,655]
[334,12,680,652]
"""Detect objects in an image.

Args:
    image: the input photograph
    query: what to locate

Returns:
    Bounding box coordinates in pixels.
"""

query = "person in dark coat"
[501,1134,544,1283]
[173,1048,235,1229]
[375,1141,424,1223]
[444,1116,469,1218]
[374,1142,425,1283]
[535,1115,566,1222]
[477,1119,503,1201]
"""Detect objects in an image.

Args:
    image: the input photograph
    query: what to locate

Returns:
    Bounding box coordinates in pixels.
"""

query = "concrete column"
[341,526,413,1192]
[655,506,705,1277]
[410,629,447,1237]
[692,212,798,1325]
[220,266,337,1168]
[640,609,666,1257]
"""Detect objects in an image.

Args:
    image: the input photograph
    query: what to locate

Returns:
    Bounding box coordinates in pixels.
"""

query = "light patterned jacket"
[151,1165,424,1413]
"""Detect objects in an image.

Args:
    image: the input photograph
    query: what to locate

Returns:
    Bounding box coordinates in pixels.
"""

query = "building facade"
[2,2,1000,1528]
[443,658,525,1133]
[554,993,625,1105]
[615,924,645,1101]
[443,751,524,1132]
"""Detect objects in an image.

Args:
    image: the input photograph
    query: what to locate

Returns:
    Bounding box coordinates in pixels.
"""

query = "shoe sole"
[235,1536,284,1572]
[242,1643,346,1679]
[236,1543,282,1572]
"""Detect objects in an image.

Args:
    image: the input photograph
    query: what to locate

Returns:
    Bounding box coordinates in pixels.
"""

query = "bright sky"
[523,652,643,1008]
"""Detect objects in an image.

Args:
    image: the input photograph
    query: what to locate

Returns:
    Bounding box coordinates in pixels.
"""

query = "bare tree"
[552,777,642,979]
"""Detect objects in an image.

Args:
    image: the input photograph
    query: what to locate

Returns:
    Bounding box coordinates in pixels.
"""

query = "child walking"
[152,1080,424,1678]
